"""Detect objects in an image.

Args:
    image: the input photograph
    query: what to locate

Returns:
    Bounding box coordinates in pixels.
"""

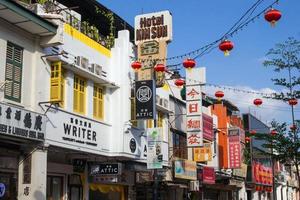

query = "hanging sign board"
[135,10,172,44]
[147,128,163,169]
[135,80,156,120]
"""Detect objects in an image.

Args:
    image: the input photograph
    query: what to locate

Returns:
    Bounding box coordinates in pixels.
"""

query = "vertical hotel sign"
[186,68,206,147]
[135,11,172,87]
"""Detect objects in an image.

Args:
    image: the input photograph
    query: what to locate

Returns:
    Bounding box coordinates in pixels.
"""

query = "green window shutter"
[5,42,23,102]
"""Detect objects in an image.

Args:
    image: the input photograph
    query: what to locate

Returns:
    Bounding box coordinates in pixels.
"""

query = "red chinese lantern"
[245,136,251,144]
[215,91,224,101]
[175,79,185,87]
[253,98,263,106]
[270,130,277,136]
[264,8,282,27]
[290,124,297,131]
[183,58,196,70]
[250,130,257,135]
[219,40,234,56]
[288,98,298,106]
[131,61,142,71]
[154,64,166,72]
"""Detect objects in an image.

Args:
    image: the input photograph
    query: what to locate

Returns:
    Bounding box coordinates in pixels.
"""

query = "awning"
[0,0,57,36]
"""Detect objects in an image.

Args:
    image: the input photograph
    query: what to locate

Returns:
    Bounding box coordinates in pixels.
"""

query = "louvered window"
[73,75,86,115]
[93,85,104,120]
[5,42,23,102]
[50,61,64,107]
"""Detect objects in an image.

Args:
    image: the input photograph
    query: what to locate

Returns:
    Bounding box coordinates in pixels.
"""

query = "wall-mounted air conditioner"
[76,56,89,69]
[93,64,102,76]
[158,97,169,109]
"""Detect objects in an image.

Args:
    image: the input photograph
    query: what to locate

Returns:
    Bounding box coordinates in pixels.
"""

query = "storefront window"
[89,184,125,200]
[47,176,63,200]
[0,172,17,200]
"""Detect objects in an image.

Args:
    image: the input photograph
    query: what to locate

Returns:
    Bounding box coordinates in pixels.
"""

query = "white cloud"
[205,85,295,124]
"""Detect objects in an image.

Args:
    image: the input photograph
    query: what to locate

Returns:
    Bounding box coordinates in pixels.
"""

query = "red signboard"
[203,114,213,141]
[252,161,273,186]
[198,167,215,184]
[228,134,241,168]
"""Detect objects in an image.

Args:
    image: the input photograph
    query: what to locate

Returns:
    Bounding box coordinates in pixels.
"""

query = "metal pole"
[153,118,158,200]
[271,142,276,200]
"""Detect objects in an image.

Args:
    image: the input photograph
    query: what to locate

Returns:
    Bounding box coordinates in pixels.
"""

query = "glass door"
[47,176,63,200]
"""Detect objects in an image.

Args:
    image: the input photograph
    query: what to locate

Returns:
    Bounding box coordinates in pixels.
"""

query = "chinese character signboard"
[174,159,197,180]
[0,102,45,141]
[186,68,206,147]
[147,128,163,169]
[228,131,241,168]
[252,161,273,186]
[193,144,212,162]
[203,114,213,141]
[198,167,215,184]
[135,80,156,119]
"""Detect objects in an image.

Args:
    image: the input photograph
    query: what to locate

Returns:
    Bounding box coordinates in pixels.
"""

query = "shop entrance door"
[47,176,63,200]
[0,172,17,200]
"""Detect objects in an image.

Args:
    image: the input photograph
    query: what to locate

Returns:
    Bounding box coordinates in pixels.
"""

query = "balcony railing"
[17,0,114,49]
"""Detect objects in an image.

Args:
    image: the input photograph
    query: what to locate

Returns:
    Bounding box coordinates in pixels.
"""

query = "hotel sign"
[135,11,172,44]
[135,80,156,119]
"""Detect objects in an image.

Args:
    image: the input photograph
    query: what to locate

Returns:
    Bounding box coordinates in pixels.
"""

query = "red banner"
[228,134,241,168]
[198,167,215,184]
[203,114,213,141]
[252,161,273,186]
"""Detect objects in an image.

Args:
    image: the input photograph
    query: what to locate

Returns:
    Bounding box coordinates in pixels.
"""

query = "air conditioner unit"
[88,65,95,73]
[163,99,169,108]
[93,64,102,76]
[76,56,89,69]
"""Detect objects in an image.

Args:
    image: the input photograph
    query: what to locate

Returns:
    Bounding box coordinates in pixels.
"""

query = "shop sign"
[252,161,273,186]
[203,114,213,141]
[147,128,163,169]
[186,68,205,147]
[72,159,86,173]
[228,127,245,143]
[0,102,45,141]
[135,171,153,183]
[89,163,122,176]
[232,163,247,178]
[174,160,197,180]
[135,80,156,120]
[202,167,215,184]
[0,183,5,198]
[135,10,172,44]
[193,144,212,162]
[228,133,241,168]
[189,180,200,191]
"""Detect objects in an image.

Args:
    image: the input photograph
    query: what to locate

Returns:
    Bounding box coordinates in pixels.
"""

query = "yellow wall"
[64,23,111,58]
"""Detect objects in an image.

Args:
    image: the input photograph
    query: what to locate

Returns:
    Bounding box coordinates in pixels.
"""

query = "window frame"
[4,42,23,103]
[73,75,86,115]
[93,84,104,120]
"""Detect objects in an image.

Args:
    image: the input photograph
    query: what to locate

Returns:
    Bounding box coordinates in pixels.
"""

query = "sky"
[99,0,300,124]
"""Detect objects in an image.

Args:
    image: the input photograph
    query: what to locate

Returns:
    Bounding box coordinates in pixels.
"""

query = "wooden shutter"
[73,76,86,114]
[50,61,64,107]
[5,42,23,102]
[93,85,104,120]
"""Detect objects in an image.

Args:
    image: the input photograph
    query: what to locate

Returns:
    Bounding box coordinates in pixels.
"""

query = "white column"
[18,148,47,200]
[65,70,74,112]
[86,79,94,118]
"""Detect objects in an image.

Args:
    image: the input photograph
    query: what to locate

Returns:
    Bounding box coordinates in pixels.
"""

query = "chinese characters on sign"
[193,143,212,162]
[186,69,205,147]
[0,102,45,141]
[228,129,241,168]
